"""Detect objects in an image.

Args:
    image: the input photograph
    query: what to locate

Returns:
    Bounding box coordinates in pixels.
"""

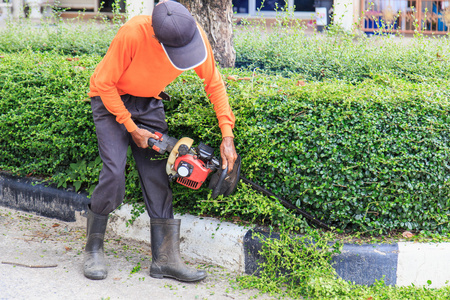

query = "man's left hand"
[220,137,237,173]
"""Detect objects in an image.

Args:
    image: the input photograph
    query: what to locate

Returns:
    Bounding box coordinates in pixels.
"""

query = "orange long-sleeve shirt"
[89,15,235,137]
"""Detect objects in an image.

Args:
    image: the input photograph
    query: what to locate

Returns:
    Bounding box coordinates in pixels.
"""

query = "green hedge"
[0,52,101,189]
[1,49,450,234]
[2,21,449,83]
[234,23,450,82]
[168,72,450,234]
[0,21,116,56]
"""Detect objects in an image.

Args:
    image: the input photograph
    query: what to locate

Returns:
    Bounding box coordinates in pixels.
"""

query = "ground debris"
[2,261,58,268]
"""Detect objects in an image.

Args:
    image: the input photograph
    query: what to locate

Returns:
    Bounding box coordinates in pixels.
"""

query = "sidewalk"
[0,206,272,300]
[1,172,450,293]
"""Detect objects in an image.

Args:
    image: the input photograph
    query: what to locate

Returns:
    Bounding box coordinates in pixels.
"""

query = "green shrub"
[166,70,450,234]
[238,223,450,299]
[0,52,100,182]
[197,182,309,231]
[2,21,450,234]
[0,20,118,56]
[234,21,450,82]
[2,18,449,83]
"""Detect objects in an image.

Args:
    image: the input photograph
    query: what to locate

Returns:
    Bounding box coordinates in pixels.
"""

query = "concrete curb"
[0,173,89,222]
[109,204,248,273]
[1,173,449,288]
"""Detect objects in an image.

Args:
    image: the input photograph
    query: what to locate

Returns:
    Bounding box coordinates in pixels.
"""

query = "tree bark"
[179,0,235,68]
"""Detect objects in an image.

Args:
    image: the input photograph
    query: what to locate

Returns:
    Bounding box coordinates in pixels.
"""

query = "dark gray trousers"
[90,95,174,219]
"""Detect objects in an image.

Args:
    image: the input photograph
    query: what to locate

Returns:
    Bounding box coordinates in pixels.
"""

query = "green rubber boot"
[83,206,108,280]
[150,218,207,282]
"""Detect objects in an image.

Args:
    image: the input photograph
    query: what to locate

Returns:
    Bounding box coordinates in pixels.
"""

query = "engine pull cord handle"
[211,166,228,199]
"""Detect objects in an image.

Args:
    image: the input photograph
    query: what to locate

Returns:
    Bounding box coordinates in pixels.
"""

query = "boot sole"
[84,272,108,280]
[150,273,207,282]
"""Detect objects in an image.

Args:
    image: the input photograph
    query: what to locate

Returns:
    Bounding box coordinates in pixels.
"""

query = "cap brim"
[161,25,207,71]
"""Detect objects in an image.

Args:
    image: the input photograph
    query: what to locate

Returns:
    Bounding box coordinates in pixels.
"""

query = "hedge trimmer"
[138,124,331,230]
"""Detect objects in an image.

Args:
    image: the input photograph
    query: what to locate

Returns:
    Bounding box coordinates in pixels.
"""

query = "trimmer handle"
[147,132,165,154]
[137,123,177,154]
[208,154,241,199]
[211,166,228,199]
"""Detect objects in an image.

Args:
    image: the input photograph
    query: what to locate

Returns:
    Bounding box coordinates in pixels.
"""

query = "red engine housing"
[173,154,213,190]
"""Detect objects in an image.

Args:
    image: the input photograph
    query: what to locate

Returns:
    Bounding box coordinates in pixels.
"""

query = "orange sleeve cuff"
[124,118,138,132]
[220,125,234,139]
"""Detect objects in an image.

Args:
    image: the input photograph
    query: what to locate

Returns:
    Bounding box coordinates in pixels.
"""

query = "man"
[84,0,237,282]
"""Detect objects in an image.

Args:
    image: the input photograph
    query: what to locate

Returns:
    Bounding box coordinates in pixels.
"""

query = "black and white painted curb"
[1,173,449,288]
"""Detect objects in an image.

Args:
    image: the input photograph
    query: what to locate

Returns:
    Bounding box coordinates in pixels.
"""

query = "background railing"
[361,0,450,34]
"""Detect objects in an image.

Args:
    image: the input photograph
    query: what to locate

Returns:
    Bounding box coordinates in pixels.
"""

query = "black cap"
[152,1,207,71]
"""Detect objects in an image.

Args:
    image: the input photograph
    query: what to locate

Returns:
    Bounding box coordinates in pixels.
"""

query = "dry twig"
[2,261,58,268]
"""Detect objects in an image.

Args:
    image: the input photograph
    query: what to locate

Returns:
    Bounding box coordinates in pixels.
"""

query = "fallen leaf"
[64,247,72,251]
[66,57,79,61]
[227,75,237,81]
[232,216,241,222]
[402,231,414,238]
[52,223,60,227]
[113,277,121,281]
[238,77,252,81]
[74,66,86,71]
[297,80,307,86]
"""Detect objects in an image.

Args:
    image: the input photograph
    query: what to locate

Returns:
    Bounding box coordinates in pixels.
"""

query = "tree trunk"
[179,0,235,68]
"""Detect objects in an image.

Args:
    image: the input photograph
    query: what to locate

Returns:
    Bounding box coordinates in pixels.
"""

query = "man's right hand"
[130,128,160,148]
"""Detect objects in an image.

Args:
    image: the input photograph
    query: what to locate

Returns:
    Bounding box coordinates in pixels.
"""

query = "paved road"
[0,207,273,300]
